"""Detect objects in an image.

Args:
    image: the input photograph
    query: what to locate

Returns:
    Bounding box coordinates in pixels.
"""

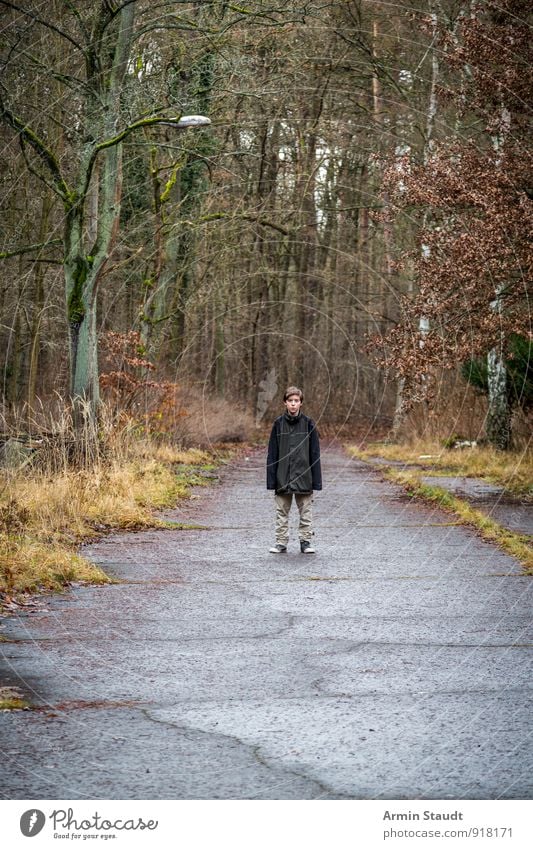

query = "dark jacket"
[267,412,322,493]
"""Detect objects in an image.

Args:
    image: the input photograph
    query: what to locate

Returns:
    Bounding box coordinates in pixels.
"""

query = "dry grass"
[383,468,533,573]
[0,446,221,600]
[350,440,533,498]
[0,687,29,710]
[141,445,213,465]
[0,533,110,597]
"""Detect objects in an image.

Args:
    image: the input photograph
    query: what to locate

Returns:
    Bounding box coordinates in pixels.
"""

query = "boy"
[266,386,322,553]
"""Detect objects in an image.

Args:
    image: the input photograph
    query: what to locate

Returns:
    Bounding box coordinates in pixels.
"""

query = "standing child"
[266,386,322,553]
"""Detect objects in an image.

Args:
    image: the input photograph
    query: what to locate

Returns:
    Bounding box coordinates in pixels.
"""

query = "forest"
[1,2,532,804]
[0,0,531,451]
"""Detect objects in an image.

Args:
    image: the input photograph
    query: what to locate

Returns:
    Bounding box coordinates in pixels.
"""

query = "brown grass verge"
[0,445,229,603]
[350,440,532,498]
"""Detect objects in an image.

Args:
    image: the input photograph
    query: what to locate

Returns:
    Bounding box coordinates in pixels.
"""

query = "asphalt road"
[1,445,532,799]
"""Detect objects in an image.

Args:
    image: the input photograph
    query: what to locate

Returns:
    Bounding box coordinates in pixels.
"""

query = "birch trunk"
[486,284,511,449]
[486,100,512,450]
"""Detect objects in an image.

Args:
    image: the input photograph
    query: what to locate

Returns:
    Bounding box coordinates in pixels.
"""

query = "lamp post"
[68,113,213,424]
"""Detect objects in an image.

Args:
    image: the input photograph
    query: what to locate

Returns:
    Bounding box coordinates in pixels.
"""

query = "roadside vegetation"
[384,469,532,574]
[0,686,29,711]
[0,429,232,604]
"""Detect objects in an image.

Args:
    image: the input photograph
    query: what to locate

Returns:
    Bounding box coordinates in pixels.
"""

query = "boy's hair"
[284,385,304,402]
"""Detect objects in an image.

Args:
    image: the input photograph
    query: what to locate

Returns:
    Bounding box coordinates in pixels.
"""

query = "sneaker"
[300,540,315,554]
[269,543,287,554]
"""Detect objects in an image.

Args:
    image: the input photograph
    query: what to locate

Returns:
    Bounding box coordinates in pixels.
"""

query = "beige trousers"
[274,492,313,545]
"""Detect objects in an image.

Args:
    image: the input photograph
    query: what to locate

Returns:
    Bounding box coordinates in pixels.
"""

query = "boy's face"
[284,394,302,416]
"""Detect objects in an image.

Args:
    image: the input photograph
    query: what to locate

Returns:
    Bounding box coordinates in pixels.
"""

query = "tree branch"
[0,239,62,260]
[188,212,290,235]
[19,135,62,198]
[20,48,89,93]
[62,0,92,42]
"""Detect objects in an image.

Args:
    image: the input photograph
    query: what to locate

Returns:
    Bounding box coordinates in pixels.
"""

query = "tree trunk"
[27,194,54,412]
[486,282,511,449]
[390,10,438,439]
[486,348,510,449]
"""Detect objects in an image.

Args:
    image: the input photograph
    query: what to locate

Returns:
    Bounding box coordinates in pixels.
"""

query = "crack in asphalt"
[249,743,353,800]
[1,446,531,799]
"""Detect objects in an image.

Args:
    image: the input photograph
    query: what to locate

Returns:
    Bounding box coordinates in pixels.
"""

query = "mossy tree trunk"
[64,6,135,429]
[0,3,166,439]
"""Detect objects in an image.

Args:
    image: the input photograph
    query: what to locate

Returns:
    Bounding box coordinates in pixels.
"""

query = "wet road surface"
[418,475,533,537]
[1,446,532,799]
